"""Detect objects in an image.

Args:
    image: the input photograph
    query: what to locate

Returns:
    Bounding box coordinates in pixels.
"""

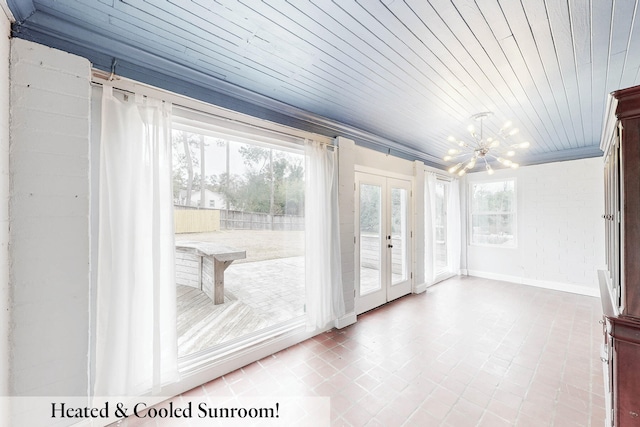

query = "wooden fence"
[220,210,304,231]
[174,209,220,233]
[174,206,303,232]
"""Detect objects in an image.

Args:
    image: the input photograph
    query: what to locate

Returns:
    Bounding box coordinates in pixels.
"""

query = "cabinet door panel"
[616,339,640,426]
[621,118,640,317]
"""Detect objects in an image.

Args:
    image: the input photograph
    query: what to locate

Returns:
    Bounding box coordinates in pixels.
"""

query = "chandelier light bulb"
[443,113,529,175]
[448,163,463,173]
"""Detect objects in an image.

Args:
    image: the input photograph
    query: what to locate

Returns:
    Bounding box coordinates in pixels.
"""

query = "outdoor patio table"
[175,241,246,305]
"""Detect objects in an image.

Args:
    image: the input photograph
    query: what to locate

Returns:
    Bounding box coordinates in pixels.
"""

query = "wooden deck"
[176,285,270,356]
[176,256,305,358]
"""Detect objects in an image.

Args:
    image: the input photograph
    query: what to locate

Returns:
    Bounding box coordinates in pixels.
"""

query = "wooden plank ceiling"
[8,0,640,168]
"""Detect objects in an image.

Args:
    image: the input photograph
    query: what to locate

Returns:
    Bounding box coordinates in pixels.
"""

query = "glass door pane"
[359,183,382,295]
[390,187,408,285]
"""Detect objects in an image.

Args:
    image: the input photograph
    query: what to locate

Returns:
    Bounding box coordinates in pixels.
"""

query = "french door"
[356,172,412,314]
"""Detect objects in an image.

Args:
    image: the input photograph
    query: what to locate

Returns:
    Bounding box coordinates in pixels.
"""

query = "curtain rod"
[91,70,336,148]
[175,104,337,150]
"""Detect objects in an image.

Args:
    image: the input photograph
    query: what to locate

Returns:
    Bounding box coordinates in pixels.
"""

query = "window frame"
[171,119,308,364]
[468,178,517,248]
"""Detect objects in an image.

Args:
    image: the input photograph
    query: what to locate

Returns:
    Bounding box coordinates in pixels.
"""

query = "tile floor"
[136,275,607,426]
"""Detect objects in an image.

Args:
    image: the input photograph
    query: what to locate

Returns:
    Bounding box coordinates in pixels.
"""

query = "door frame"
[355,168,413,314]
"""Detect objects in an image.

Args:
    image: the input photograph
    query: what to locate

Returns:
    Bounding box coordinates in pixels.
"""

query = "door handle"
[388,244,393,248]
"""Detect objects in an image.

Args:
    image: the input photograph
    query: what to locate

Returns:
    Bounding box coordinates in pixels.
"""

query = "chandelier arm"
[488,148,506,156]
[444,152,474,162]
[443,113,528,174]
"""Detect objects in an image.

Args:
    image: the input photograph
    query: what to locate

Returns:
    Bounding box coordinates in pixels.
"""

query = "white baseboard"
[335,312,357,329]
[467,270,599,297]
[413,282,428,294]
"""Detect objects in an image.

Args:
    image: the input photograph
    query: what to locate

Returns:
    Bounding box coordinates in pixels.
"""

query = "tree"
[172,130,201,206]
[172,135,305,216]
[359,185,380,233]
[212,172,242,209]
[227,144,305,215]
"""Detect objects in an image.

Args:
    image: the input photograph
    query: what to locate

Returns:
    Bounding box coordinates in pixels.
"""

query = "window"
[470,179,516,247]
[171,108,306,359]
[434,180,448,273]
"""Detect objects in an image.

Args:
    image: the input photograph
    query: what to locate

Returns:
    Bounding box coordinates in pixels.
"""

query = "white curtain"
[424,172,437,285]
[305,139,345,330]
[447,179,462,275]
[94,86,178,396]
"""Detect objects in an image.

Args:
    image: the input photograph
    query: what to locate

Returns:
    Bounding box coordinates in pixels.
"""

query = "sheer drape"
[305,139,345,330]
[94,86,178,396]
[447,179,462,275]
[424,172,437,285]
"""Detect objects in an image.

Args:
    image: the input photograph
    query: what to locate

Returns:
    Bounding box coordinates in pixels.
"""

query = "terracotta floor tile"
[443,408,481,427]
[356,392,386,417]
[330,393,355,417]
[518,399,554,424]
[461,385,491,409]
[342,403,373,427]
[515,412,549,427]
[452,397,484,420]
[492,388,523,410]
[314,380,340,397]
[486,399,519,424]
[171,276,604,427]
[477,411,513,427]
[403,408,441,426]
[552,401,591,426]
[338,381,369,403]
[419,395,452,421]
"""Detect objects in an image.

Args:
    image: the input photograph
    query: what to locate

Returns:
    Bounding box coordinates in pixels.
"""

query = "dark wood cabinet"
[600,85,640,426]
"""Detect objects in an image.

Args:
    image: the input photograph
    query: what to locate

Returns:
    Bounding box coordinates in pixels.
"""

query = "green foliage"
[230,145,305,215]
[359,184,380,233]
[471,180,515,213]
[173,132,305,216]
[470,180,516,244]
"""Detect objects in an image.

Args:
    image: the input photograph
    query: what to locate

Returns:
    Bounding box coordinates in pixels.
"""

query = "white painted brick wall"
[337,137,356,315]
[9,39,91,397]
[466,157,605,295]
[1,1,11,412]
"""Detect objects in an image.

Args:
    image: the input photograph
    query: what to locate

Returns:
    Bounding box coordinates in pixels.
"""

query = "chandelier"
[444,112,530,176]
